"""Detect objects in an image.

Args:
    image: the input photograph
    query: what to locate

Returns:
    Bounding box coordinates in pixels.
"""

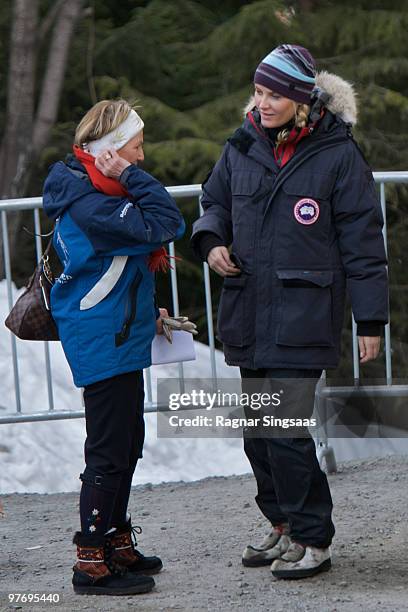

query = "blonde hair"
[74,99,134,147]
[276,102,310,146]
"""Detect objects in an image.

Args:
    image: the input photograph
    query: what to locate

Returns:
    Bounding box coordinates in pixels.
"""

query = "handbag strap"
[42,232,54,259]
[40,232,55,285]
[23,225,54,260]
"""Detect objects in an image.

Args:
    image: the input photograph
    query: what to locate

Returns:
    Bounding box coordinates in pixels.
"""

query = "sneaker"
[271,542,331,579]
[242,523,290,567]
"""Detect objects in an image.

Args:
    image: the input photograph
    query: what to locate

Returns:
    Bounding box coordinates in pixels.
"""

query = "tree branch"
[38,0,65,43]
[32,0,84,155]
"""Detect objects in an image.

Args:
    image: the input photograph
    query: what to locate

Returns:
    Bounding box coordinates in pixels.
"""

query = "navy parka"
[191,107,388,371]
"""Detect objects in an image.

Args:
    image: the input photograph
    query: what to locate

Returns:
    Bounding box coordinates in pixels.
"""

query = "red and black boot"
[111,518,163,575]
[72,529,155,595]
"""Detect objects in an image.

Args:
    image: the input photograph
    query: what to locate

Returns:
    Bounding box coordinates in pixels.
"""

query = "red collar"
[73,146,127,196]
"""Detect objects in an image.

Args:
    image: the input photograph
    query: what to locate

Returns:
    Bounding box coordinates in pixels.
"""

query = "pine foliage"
[1,0,407,376]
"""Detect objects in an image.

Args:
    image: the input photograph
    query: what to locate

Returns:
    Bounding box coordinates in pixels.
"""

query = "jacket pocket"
[231,171,264,256]
[217,275,251,347]
[276,269,335,348]
[231,171,262,197]
[282,171,335,200]
[115,270,143,347]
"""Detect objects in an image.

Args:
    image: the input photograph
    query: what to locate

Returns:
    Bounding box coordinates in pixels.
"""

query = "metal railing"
[1,172,407,427]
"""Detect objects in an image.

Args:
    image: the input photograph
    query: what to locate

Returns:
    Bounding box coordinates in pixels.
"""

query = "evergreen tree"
[0,0,406,377]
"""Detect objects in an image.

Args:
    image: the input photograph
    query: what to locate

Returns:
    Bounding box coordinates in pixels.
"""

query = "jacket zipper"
[115,270,143,347]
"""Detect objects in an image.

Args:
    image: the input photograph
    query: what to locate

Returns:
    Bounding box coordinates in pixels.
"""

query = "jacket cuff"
[356,321,384,337]
[119,164,134,186]
[194,232,225,262]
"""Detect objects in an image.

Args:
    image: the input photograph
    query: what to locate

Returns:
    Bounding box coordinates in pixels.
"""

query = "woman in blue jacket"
[191,45,388,579]
[43,99,184,596]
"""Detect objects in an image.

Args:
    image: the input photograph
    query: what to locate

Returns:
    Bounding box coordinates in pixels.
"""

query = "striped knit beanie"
[254,44,316,104]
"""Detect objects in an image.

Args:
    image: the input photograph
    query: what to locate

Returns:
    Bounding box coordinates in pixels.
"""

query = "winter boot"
[242,523,291,567]
[271,541,331,579]
[111,519,163,574]
[72,530,155,595]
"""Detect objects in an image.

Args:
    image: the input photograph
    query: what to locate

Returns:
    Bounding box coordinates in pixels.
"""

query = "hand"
[358,336,381,363]
[207,246,241,277]
[94,147,131,178]
[156,307,168,335]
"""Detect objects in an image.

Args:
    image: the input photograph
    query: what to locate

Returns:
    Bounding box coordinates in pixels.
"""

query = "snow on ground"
[0,280,407,494]
[0,280,248,494]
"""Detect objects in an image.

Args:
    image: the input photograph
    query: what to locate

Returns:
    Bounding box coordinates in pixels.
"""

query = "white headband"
[86,109,144,157]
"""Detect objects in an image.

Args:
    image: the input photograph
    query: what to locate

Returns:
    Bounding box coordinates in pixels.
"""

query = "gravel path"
[1,455,408,612]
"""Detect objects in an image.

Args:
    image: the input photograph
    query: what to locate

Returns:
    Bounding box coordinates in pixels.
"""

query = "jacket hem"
[73,359,152,388]
[224,357,339,371]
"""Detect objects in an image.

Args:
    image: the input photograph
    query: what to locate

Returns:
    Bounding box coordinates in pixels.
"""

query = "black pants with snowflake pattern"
[79,370,145,535]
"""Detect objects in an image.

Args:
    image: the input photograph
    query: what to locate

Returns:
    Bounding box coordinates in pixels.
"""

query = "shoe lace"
[129,524,143,555]
[130,525,143,559]
[104,538,127,576]
[286,541,305,554]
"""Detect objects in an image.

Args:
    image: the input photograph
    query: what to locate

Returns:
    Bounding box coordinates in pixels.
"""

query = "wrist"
[119,159,131,173]
[119,163,134,185]
[197,233,225,262]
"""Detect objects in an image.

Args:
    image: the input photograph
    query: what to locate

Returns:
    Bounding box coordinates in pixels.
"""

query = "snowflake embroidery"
[87,508,101,533]
[112,130,125,144]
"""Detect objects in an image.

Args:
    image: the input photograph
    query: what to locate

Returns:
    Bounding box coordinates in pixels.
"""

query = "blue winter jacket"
[43,157,185,387]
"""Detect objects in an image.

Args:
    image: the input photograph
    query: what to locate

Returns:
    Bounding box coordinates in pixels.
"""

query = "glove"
[160,316,198,343]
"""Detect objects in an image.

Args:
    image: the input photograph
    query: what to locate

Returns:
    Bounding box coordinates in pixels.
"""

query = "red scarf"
[73,146,174,273]
[273,125,311,167]
[247,110,324,167]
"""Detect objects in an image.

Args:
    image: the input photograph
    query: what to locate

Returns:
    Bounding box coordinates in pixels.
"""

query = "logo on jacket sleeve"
[120,202,133,218]
[294,198,320,225]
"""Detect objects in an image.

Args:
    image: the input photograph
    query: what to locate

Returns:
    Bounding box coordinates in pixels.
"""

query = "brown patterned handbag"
[4,238,59,341]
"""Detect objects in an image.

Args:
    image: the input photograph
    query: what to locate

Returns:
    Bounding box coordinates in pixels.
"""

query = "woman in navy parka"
[191,45,388,579]
[43,100,184,596]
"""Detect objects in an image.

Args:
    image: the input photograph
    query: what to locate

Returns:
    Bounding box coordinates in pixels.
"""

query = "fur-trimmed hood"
[244,71,358,126]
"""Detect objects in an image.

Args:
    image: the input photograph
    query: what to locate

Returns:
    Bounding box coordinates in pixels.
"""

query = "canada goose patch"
[294,198,320,225]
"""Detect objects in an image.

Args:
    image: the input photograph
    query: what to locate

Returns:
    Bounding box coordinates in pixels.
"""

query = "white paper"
[151,330,196,365]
